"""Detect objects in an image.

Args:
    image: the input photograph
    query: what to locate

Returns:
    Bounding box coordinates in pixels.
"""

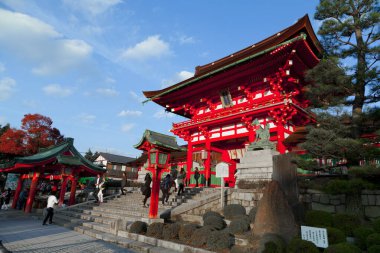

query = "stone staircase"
[50,187,219,253]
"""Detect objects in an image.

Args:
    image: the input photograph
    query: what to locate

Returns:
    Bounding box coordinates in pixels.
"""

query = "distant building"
[94,152,138,179]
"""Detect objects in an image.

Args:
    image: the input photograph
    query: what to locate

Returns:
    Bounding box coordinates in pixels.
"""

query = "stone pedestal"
[236,149,279,184]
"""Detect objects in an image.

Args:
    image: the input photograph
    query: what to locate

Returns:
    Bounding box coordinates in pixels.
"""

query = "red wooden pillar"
[277,122,286,154]
[69,175,78,206]
[25,172,40,213]
[149,167,163,218]
[59,176,69,205]
[12,175,23,209]
[186,141,193,185]
[205,140,211,187]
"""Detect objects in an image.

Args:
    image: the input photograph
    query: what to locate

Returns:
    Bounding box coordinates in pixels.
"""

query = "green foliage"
[146,222,164,239]
[332,213,361,237]
[189,226,214,247]
[178,223,198,243]
[228,215,250,235]
[287,237,319,253]
[260,234,287,253]
[353,226,375,250]
[203,215,226,230]
[323,242,361,253]
[206,230,234,251]
[326,227,346,245]
[162,223,181,240]
[202,211,223,221]
[223,204,246,219]
[373,218,380,233]
[305,210,333,227]
[323,179,374,195]
[129,221,147,234]
[368,245,380,253]
[248,207,257,223]
[367,233,380,248]
[349,165,380,182]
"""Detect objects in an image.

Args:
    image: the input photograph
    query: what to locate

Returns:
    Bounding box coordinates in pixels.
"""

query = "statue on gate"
[247,119,275,151]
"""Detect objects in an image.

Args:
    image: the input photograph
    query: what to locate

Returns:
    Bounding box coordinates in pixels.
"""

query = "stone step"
[57,210,116,225]
[82,221,112,234]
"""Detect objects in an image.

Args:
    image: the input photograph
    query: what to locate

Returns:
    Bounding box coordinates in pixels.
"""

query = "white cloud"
[129,91,144,102]
[0,77,16,101]
[121,35,171,61]
[179,35,196,44]
[96,88,119,97]
[118,110,142,117]
[121,123,135,132]
[63,0,122,16]
[0,9,92,76]
[154,109,175,119]
[0,62,5,72]
[22,100,38,108]
[78,113,96,124]
[161,70,193,88]
[42,84,73,97]
[0,116,6,125]
[105,77,116,83]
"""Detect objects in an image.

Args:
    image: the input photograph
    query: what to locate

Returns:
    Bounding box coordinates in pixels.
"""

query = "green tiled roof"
[0,138,105,173]
[134,130,185,151]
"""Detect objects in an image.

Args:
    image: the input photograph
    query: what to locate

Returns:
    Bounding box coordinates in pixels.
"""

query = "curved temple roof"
[134,129,185,152]
[0,138,105,174]
[142,15,322,104]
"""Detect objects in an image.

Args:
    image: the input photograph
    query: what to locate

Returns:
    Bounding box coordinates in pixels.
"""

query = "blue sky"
[0,0,319,157]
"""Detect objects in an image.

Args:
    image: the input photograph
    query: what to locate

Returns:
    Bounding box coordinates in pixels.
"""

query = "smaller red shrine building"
[142,15,323,187]
[0,138,105,213]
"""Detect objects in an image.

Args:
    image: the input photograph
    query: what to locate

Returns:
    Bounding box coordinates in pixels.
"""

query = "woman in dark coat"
[142,173,152,207]
[121,172,127,195]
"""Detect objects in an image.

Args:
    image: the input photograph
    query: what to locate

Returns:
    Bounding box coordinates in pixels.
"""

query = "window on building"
[220,90,233,108]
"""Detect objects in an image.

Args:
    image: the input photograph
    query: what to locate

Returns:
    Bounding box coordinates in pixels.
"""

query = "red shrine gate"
[143,15,323,187]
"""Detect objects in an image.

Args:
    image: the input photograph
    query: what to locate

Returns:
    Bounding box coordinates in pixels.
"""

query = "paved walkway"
[0,210,137,253]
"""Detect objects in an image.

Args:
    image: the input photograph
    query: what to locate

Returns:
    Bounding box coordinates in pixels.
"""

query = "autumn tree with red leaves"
[0,114,64,156]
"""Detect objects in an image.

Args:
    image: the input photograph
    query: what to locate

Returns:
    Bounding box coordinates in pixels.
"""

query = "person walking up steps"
[160,174,172,205]
[97,175,106,204]
[142,173,152,207]
[177,168,186,196]
[42,191,58,225]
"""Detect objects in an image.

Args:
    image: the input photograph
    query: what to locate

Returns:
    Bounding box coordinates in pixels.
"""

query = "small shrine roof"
[0,138,105,174]
[134,130,185,152]
[142,15,322,104]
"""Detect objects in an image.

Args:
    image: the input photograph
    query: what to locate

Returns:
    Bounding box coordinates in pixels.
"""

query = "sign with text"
[215,162,229,178]
[301,225,328,248]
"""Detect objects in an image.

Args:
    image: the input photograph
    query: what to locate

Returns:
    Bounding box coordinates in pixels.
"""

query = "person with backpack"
[177,168,186,196]
[142,173,152,207]
[160,174,172,205]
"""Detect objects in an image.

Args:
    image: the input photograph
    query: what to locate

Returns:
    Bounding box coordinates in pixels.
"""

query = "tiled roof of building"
[98,152,135,164]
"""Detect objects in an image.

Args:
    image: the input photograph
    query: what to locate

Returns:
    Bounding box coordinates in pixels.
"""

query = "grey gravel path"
[0,213,136,253]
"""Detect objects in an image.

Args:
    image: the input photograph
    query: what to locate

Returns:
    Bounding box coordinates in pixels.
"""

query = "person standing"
[2,188,11,210]
[160,174,172,205]
[120,172,127,195]
[142,173,152,207]
[42,192,58,225]
[97,175,106,204]
[177,168,186,196]
[94,174,101,202]
[194,167,200,187]
[17,188,28,210]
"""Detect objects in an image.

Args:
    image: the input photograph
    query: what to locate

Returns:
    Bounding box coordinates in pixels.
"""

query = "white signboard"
[301,225,328,248]
[215,162,229,178]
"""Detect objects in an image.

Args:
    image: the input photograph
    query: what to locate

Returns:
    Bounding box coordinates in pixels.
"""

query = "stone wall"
[299,188,380,219]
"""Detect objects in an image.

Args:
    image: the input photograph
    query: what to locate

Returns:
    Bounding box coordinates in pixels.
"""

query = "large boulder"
[252,180,298,243]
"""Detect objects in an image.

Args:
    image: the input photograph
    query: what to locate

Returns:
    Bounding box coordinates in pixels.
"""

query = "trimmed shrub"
[368,245,380,253]
[230,245,255,253]
[178,223,198,243]
[203,215,226,230]
[366,233,380,248]
[162,223,181,240]
[228,215,250,235]
[202,211,224,221]
[189,226,214,247]
[206,230,234,251]
[248,207,257,223]
[223,204,246,219]
[287,237,319,253]
[353,226,374,250]
[129,221,147,234]
[305,210,333,227]
[146,222,164,238]
[332,213,361,236]
[259,234,286,253]
[324,242,361,253]
[373,218,380,233]
[327,227,346,245]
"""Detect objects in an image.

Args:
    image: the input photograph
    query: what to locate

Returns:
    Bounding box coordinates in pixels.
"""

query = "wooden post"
[69,175,78,206]
[205,140,211,187]
[59,176,68,205]
[25,172,40,213]
[12,175,23,209]
[149,167,163,219]
[277,122,286,154]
